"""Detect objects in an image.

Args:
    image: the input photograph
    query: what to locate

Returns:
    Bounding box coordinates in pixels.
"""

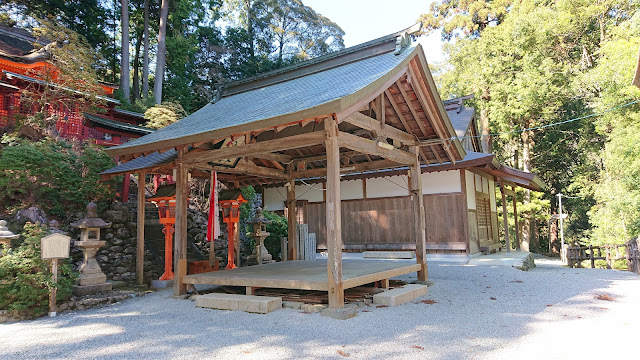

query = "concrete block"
[151,279,174,289]
[196,293,281,314]
[282,301,304,310]
[362,251,415,259]
[301,304,326,313]
[373,284,428,307]
[321,307,357,320]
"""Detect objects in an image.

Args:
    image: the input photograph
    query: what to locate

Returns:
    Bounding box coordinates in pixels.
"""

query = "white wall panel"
[466,170,476,210]
[366,175,410,198]
[421,170,461,194]
[489,179,497,212]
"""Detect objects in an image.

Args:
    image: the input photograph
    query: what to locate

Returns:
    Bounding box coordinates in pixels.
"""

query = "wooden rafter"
[337,132,414,165]
[385,89,431,164]
[395,79,429,138]
[343,112,417,145]
[183,131,326,165]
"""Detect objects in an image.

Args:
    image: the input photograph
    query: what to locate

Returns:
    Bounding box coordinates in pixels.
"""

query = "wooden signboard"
[41,233,71,259]
[40,233,70,317]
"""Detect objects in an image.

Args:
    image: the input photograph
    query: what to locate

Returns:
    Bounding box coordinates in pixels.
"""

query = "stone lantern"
[248,207,274,265]
[0,220,19,256]
[70,202,112,296]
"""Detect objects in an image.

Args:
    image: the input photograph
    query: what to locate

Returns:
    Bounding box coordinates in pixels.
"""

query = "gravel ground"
[1,258,639,360]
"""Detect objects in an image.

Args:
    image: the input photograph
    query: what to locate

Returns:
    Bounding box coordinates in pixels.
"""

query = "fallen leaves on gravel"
[376,305,388,308]
[511,280,523,283]
[411,345,425,350]
[420,299,437,304]
[337,350,350,357]
[490,297,497,300]
[595,294,615,301]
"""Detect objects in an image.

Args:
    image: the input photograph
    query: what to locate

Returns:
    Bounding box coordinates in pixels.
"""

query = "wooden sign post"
[41,233,71,317]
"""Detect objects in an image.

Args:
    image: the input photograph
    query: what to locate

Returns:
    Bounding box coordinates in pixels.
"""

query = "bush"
[0,223,76,317]
[264,211,287,261]
[0,136,117,219]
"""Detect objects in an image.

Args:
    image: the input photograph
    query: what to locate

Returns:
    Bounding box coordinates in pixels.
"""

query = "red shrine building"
[0,24,154,200]
[0,24,152,145]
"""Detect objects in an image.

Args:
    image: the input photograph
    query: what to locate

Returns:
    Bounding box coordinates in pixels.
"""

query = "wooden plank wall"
[309,193,467,252]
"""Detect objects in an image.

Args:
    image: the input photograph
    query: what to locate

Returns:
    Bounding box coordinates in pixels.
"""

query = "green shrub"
[0,223,76,317]
[264,210,287,261]
[0,136,117,219]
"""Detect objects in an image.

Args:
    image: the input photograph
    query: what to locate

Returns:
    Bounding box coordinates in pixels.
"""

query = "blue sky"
[302,0,445,63]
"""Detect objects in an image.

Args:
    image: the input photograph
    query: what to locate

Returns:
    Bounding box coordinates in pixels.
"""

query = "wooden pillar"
[499,181,511,253]
[173,147,189,295]
[122,173,130,202]
[287,168,297,260]
[409,146,428,281]
[512,187,520,251]
[325,117,344,308]
[136,171,146,285]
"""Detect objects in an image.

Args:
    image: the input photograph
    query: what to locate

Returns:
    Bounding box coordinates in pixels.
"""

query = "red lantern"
[148,185,178,281]
[218,190,247,269]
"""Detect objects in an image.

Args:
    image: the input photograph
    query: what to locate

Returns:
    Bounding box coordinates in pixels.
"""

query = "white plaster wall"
[482,177,489,194]
[475,174,482,192]
[341,179,364,200]
[465,170,476,210]
[367,175,410,198]
[489,179,497,212]
[295,184,324,202]
[421,170,461,194]
[263,187,287,211]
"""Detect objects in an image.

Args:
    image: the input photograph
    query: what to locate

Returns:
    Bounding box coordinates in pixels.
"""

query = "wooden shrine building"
[102,24,540,308]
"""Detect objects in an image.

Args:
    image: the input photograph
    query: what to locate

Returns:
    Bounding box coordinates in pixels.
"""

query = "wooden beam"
[136,171,146,285]
[325,117,344,308]
[183,131,326,164]
[337,131,415,165]
[192,160,287,180]
[499,181,511,253]
[294,159,399,179]
[343,112,417,145]
[173,147,189,295]
[409,146,428,281]
[249,152,293,163]
[287,166,297,260]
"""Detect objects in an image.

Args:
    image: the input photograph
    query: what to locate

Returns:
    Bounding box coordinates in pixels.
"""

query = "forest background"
[1,0,640,251]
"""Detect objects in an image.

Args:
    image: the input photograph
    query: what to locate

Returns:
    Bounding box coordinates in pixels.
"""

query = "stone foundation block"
[151,279,174,289]
[373,284,428,307]
[73,282,113,296]
[196,293,282,314]
[321,307,357,320]
[301,304,326,313]
[362,251,415,259]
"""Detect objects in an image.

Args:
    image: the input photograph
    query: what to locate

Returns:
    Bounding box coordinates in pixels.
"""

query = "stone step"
[372,284,428,306]
[362,251,415,259]
[195,293,282,314]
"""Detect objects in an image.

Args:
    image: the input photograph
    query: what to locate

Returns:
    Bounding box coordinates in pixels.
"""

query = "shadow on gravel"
[2,262,638,359]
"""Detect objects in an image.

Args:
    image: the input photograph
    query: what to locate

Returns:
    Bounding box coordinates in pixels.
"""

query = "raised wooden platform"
[183,260,421,291]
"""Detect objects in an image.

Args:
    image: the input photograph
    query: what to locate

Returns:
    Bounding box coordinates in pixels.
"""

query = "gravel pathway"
[2,258,639,360]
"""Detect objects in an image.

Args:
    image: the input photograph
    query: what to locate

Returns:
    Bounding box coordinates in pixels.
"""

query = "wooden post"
[122,173,130,202]
[287,168,297,260]
[173,147,189,296]
[325,117,344,308]
[499,181,511,253]
[409,146,428,281]
[136,171,146,285]
[512,186,520,251]
[49,259,58,317]
[589,245,595,268]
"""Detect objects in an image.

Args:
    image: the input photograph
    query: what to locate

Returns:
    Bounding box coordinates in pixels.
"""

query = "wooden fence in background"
[566,237,640,274]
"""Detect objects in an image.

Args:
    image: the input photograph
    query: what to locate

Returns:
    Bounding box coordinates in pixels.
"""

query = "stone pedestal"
[73,240,112,295]
[248,244,275,265]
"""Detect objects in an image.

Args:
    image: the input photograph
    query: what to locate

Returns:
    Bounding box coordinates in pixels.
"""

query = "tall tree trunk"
[480,87,491,153]
[154,0,169,104]
[142,0,150,98]
[521,126,532,252]
[132,27,142,102]
[246,0,256,75]
[120,0,130,102]
[112,0,118,83]
[549,218,559,254]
